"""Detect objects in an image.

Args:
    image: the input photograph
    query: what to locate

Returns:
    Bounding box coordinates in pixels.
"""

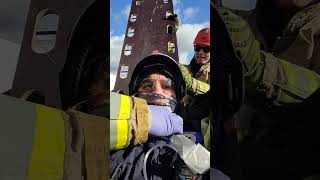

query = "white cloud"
[182,7,199,21]
[179,52,190,65]
[176,22,210,65]
[110,73,116,91]
[110,34,125,91]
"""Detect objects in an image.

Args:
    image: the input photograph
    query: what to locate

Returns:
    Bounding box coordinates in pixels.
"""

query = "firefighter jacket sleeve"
[220,7,320,107]
[110,92,184,151]
[110,92,151,150]
[179,64,210,95]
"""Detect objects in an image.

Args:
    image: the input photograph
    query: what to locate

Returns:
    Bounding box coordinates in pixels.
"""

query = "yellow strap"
[27,105,65,180]
[116,95,131,149]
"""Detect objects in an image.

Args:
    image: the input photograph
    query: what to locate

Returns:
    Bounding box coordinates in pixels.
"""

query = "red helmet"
[193,27,210,46]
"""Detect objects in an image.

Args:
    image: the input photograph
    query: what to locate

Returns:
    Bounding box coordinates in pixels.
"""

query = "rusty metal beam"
[11,0,97,108]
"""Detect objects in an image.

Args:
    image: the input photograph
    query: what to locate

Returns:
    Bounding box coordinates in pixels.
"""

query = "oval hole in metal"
[32,10,59,54]
[167,25,173,34]
[127,27,135,37]
[168,41,175,53]
[124,44,132,56]
[136,1,140,5]
[164,0,168,3]
[120,65,129,79]
[165,11,173,19]
[130,14,137,22]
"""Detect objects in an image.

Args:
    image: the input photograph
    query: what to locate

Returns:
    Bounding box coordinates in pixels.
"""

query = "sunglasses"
[194,45,210,53]
[138,78,175,92]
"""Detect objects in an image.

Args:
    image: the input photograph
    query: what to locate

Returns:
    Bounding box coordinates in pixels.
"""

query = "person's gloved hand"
[215,6,265,94]
[218,7,262,75]
[179,64,194,92]
[148,105,183,137]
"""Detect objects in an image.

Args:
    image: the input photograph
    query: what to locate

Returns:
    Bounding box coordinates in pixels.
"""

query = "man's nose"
[199,49,206,54]
[151,82,165,95]
[196,49,204,55]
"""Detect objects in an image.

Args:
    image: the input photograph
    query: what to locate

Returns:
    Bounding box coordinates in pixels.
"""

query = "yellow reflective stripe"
[196,80,210,94]
[277,59,320,104]
[198,80,203,94]
[27,105,65,180]
[116,95,131,149]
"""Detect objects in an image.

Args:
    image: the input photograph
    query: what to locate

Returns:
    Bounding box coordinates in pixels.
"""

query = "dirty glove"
[148,105,183,137]
[179,64,194,91]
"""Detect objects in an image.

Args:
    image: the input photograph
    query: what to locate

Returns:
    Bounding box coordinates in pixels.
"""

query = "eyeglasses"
[194,44,210,53]
[138,78,175,92]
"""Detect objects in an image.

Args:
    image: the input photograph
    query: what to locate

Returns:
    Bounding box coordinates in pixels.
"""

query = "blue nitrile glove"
[148,105,183,137]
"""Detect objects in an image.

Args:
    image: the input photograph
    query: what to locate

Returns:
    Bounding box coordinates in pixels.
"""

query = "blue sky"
[110,0,210,90]
[110,0,210,36]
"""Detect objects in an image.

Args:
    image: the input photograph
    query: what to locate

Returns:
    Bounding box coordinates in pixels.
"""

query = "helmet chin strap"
[137,92,177,112]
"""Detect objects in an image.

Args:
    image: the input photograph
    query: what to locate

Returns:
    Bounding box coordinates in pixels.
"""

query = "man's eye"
[142,81,154,89]
[163,84,171,89]
[162,81,174,90]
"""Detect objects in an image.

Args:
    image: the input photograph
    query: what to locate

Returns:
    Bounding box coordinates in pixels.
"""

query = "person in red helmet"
[179,27,210,95]
[178,27,211,149]
[193,27,211,66]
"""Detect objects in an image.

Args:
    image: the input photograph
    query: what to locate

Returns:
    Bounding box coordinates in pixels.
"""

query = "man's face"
[137,72,176,105]
[194,44,211,65]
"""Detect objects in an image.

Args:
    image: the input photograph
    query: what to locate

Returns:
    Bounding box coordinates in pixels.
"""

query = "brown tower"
[114,0,179,94]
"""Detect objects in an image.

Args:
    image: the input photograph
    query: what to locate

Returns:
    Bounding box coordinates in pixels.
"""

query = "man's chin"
[149,99,164,106]
[196,59,209,65]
